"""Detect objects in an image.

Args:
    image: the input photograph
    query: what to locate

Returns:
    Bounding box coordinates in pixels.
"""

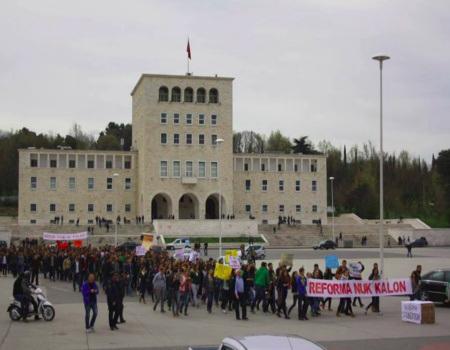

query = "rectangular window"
[30,158,38,167]
[245,204,251,213]
[244,163,249,171]
[69,159,76,168]
[160,113,167,124]
[125,177,131,190]
[106,160,113,169]
[262,204,268,213]
[30,177,37,189]
[185,161,193,177]
[186,114,192,125]
[245,179,251,191]
[173,161,180,177]
[312,205,318,213]
[49,203,56,212]
[106,204,113,212]
[186,134,192,145]
[125,204,131,212]
[261,163,266,172]
[160,161,168,177]
[107,177,113,190]
[211,134,217,145]
[69,177,76,190]
[87,160,94,169]
[295,180,301,192]
[311,160,318,172]
[278,163,282,172]
[50,159,57,168]
[88,204,94,212]
[279,204,285,213]
[211,162,218,178]
[198,134,205,145]
[198,161,206,177]
[198,114,205,125]
[296,205,301,213]
[124,160,132,169]
[279,180,284,192]
[160,133,167,144]
[69,203,75,212]
[211,114,217,126]
[50,177,56,190]
[312,180,317,192]
[30,203,37,212]
[294,164,299,172]
[261,179,268,192]
[173,113,180,124]
[173,133,180,144]
[88,177,94,190]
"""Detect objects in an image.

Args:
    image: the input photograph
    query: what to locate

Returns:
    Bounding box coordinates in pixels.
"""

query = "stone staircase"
[260,224,325,247]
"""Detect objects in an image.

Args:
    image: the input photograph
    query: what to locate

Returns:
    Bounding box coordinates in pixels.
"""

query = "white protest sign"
[135,245,147,256]
[228,256,241,270]
[401,301,432,324]
[43,231,88,241]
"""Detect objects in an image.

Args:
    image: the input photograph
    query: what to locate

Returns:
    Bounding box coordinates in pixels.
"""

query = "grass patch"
[164,236,264,244]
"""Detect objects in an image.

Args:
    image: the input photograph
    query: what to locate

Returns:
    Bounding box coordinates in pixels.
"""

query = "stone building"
[18,73,327,229]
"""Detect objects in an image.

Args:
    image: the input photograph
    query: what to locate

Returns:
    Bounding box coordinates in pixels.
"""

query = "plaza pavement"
[0,247,449,350]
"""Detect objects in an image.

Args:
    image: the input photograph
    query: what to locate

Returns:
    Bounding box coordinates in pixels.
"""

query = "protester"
[81,273,99,332]
[234,269,248,320]
[365,264,380,315]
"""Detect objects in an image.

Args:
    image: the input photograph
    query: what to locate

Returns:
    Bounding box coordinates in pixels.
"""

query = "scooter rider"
[13,271,39,320]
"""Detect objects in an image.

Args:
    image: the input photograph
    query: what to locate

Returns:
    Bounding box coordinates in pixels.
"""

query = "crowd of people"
[0,240,422,333]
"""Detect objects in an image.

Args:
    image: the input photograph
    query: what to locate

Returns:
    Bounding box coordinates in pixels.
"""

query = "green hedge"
[164,236,264,244]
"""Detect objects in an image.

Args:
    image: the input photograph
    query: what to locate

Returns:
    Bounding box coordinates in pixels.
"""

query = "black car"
[118,241,140,251]
[411,237,428,247]
[313,240,336,250]
[0,240,7,248]
[419,269,450,304]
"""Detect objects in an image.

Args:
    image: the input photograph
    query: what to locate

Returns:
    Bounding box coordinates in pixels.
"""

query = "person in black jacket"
[105,273,121,330]
[117,273,127,324]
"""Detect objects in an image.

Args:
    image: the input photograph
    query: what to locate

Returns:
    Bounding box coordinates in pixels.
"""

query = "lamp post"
[113,173,120,247]
[329,176,335,242]
[216,138,225,257]
[372,54,390,277]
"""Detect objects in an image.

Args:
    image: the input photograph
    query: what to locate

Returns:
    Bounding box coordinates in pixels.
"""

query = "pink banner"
[307,278,412,298]
[43,231,88,241]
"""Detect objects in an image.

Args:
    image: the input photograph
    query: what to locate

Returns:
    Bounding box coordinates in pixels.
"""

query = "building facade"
[18,74,327,226]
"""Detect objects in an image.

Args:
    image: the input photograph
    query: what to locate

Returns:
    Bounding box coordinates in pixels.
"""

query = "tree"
[233,131,265,153]
[265,130,292,153]
[293,136,320,154]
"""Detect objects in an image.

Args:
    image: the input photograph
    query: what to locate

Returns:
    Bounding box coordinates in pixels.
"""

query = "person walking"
[81,273,99,333]
[365,264,381,315]
[287,271,298,316]
[296,267,308,321]
[234,270,248,320]
[152,267,166,313]
[350,261,365,308]
[276,268,290,319]
[205,269,215,313]
[252,262,269,312]
[105,273,120,331]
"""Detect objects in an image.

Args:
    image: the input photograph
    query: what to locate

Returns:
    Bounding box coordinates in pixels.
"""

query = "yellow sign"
[142,234,154,250]
[214,263,232,280]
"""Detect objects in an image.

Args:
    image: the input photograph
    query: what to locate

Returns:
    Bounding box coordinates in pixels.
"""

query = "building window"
[295,180,301,192]
[173,113,180,124]
[296,205,301,213]
[198,134,205,145]
[279,180,284,192]
[87,160,95,169]
[211,134,218,145]
[185,161,193,177]
[106,160,112,169]
[124,159,132,169]
[50,159,57,168]
[50,177,56,190]
[169,161,179,177]
[186,134,192,145]
[125,204,131,212]
[261,163,266,171]
[161,133,167,144]
[278,163,283,172]
[261,179,268,192]
[107,177,113,190]
[279,204,285,213]
[160,113,167,124]
[160,161,168,177]
[88,177,94,190]
[30,158,38,167]
[69,203,75,212]
[245,179,251,191]
[312,205,318,213]
[198,161,206,177]
[245,204,251,213]
[294,164,299,172]
[211,114,217,126]
[125,177,131,190]
[106,204,113,212]
[173,133,180,144]
[171,87,181,102]
[244,163,249,171]
[199,114,205,125]
[30,177,37,189]
[50,203,56,212]
[88,204,94,212]
[30,203,37,212]
[311,160,318,172]
[209,88,219,103]
[69,177,76,190]
[262,204,268,213]
[211,162,218,178]
[184,87,193,102]
[159,86,169,102]
[186,114,192,125]
[69,159,76,168]
[197,88,206,103]
[312,180,317,192]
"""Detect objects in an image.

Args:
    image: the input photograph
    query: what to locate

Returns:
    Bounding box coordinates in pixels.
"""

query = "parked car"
[0,240,8,248]
[245,244,266,260]
[189,335,326,350]
[166,238,191,251]
[313,240,336,250]
[118,241,140,251]
[419,268,450,304]
[411,237,428,247]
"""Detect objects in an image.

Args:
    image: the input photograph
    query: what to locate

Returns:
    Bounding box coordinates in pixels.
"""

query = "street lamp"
[113,173,120,247]
[216,138,225,257]
[329,176,335,242]
[372,54,390,277]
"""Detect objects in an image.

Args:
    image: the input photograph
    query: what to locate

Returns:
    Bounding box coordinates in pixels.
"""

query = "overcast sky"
[1,0,449,160]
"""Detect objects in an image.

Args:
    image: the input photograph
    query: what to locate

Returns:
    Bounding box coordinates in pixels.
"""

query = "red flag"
[187,39,191,60]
